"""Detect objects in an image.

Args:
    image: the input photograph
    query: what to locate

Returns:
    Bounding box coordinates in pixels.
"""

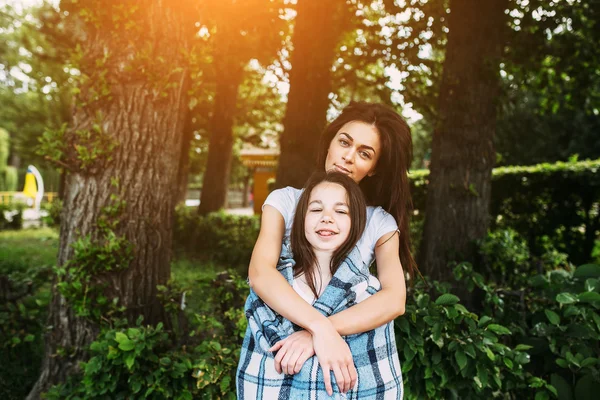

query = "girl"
[237,171,403,399]
[242,102,415,396]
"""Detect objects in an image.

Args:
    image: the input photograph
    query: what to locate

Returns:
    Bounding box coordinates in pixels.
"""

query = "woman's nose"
[342,148,355,163]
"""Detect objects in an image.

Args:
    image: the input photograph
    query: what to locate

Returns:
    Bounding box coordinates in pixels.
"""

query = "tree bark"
[198,31,244,215]
[275,0,347,188]
[418,0,508,282]
[27,1,193,398]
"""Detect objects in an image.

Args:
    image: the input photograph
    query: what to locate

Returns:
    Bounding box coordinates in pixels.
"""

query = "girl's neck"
[313,249,333,277]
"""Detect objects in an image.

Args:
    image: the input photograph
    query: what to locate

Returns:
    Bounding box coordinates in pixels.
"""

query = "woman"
[237,171,403,399]
[242,101,416,396]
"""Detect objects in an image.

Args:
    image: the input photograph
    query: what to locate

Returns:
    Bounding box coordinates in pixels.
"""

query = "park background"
[1,0,599,399]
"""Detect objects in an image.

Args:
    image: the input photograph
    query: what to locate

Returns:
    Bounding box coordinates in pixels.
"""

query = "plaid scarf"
[236,244,403,399]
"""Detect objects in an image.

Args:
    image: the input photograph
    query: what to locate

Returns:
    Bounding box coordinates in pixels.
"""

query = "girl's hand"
[309,319,357,395]
[269,330,315,375]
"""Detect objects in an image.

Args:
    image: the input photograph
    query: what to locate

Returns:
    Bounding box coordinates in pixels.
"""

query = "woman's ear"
[368,170,376,177]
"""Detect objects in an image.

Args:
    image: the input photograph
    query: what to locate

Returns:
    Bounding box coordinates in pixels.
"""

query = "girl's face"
[304,182,351,254]
[324,121,381,183]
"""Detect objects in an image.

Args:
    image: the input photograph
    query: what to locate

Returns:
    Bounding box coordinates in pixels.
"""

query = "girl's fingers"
[349,363,358,391]
[332,364,346,395]
[340,363,352,393]
[268,339,285,352]
[322,364,333,396]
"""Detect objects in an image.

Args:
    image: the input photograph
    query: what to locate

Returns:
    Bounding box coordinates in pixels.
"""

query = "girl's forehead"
[309,182,348,202]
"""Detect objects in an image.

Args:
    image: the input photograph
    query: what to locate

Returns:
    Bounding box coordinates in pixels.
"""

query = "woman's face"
[324,121,381,183]
[304,182,351,254]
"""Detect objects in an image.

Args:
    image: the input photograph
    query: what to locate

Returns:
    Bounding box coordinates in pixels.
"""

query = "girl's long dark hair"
[291,171,366,298]
[316,101,418,279]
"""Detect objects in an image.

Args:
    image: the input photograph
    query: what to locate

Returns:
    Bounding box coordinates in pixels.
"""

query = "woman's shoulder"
[366,205,394,223]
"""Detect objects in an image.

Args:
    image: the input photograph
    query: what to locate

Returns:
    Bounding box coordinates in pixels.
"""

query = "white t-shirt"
[263,186,398,267]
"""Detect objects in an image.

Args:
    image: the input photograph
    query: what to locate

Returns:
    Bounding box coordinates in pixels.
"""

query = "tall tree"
[418,0,509,282]
[198,0,286,214]
[275,0,349,188]
[27,1,195,397]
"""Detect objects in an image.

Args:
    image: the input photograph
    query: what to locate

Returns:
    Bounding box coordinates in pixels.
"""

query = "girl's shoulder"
[264,186,303,211]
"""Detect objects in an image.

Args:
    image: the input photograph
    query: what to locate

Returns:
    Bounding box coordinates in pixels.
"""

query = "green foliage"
[411,159,600,264]
[45,320,198,400]
[55,191,132,320]
[41,199,63,227]
[0,229,56,400]
[397,280,554,399]
[0,202,24,230]
[174,207,259,271]
[455,261,600,400]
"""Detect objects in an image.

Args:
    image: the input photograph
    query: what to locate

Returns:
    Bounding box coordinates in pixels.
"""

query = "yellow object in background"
[23,171,38,199]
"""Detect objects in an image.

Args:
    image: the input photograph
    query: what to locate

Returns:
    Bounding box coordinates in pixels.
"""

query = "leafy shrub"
[397,278,555,399]
[455,261,600,400]
[0,202,24,230]
[411,159,600,264]
[41,199,63,227]
[0,259,51,400]
[173,207,259,271]
[46,272,249,399]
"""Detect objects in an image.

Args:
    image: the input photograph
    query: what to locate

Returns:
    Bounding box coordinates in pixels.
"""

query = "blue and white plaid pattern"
[236,244,403,399]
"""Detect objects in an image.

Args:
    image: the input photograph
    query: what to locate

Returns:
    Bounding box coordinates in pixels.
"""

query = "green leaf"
[535,392,549,400]
[515,344,533,351]
[504,358,514,369]
[455,350,468,370]
[125,353,135,370]
[478,315,492,327]
[545,309,561,325]
[578,292,600,303]
[115,331,128,344]
[574,264,600,279]
[118,339,135,352]
[556,293,577,304]
[487,324,511,335]
[435,293,460,306]
[485,347,496,361]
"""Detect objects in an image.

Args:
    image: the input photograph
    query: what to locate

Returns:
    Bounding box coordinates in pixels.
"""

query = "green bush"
[0,202,24,230]
[0,259,51,400]
[397,280,554,399]
[46,272,248,400]
[410,159,600,264]
[455,261,600,400]
[41,199,63,227]
[173,207,259,271]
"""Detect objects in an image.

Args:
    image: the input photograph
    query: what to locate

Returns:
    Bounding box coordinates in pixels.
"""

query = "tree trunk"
[275,0,347,189]
[418,0,508,282]
[198,32,244,215]
[27,1,193,398]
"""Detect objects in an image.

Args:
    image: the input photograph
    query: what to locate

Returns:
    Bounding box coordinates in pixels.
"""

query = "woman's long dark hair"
[316,101,418,279]
[291,171,367,298]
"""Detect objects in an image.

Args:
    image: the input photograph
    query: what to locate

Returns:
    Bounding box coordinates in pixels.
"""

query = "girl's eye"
[336,209,349,214]
[309,208,322,213]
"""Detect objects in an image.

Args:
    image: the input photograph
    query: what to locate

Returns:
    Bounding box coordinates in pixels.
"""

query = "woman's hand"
[269,330,315,375]
[309,319,357,395]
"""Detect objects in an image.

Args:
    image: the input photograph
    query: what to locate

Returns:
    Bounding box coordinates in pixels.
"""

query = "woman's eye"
[339,139,349,146]
[360,151,371,159]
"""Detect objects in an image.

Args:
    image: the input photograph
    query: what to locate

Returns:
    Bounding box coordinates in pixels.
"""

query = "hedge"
[410,159,600,264]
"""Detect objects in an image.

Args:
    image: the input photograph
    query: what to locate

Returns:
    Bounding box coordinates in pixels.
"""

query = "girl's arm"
[327,231,406,336]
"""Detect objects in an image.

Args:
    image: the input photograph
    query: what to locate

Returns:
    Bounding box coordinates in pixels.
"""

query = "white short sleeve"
[356,207,398,266]
[262,187,303,240]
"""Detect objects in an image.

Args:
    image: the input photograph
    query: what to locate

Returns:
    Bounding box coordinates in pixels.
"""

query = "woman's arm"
[328,231,406,336]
